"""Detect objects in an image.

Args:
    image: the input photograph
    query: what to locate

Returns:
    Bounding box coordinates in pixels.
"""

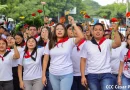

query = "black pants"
[0,80,14,90]
[12,67,22,90]
[71,75,88,90]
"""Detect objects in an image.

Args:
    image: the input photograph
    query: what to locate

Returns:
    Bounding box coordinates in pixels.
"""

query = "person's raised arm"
[12,38,20,59]
[68,16,84,45]
[111,25,121,48]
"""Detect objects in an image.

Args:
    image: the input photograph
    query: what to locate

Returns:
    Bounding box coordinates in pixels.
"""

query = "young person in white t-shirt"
[18,37,44,90]
[6,35,23,90]
[37,27,53,90]
[42,16,84,90]
[13,32,25,90]
[0,38,20,90]
[80,22,121,90]
[66,23,87,90]
[118,34,130,90]
[110,32,126,90]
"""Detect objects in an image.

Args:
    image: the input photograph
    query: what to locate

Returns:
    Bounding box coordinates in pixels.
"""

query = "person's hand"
[117,76,122,86]
[20,81,25,90]
[68,16,76,25]
[42,75,47,87]
[81,76,87,87]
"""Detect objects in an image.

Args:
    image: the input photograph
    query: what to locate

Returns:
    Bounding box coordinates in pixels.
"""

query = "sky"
[93,0,121,6]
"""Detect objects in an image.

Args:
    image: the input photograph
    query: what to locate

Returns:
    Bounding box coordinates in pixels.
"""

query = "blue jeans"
[71,75,87,90]
[112,74,123,90]
[87,73,114,90]
[49,73,73,90]
[119,74,130,90]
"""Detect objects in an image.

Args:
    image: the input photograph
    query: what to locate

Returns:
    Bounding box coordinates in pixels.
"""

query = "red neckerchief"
[44,42,47,47]
[77,39,86,51]
[55,37,69,47]
[6,47,11,51]
[34,34,39,38]
[98,37,106,52]
[124,50,130,70]
[24,51,31,58]
[91,37,106,52]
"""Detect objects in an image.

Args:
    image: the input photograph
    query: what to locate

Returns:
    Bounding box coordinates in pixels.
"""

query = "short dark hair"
[29,25,37,30]
[93,23,104,31]
[66,23,83,31]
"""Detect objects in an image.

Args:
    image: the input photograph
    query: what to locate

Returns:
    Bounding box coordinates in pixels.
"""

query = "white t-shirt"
[80,39,112,74]
[0,51,14,81]
[71,41,87,76]
[120,47,130,78]
[12,47,24,67]
[18,47,44,80]
[110,42,126,74]
[44,38,75,75]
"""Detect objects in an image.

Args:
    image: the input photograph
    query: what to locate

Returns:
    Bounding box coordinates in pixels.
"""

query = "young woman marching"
[10,32,25,90]
[38,27,51,48]
[69,24,88,90]
[0,38,20,90]
[42,16,84,90]
[38,27,53,90]
[66,23,88,90]
[80,23,121,90]
[110,32,126,90]
[18,37,44,90]
[118,34,130,90]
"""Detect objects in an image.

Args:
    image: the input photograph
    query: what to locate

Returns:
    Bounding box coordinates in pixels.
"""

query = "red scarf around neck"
[91,37,106,52]
[98,37,106,52]
[24,51,31,58]
[55,37,69,47]
[77,39,86,51]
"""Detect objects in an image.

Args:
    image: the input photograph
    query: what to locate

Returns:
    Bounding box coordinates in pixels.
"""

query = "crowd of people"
[0,15,130,90]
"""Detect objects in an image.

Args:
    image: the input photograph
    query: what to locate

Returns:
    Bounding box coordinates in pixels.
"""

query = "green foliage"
[96,3,126,19]
[0,0,100,21]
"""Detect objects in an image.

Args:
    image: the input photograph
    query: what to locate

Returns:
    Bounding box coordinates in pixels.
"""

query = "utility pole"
[126,0,129,12]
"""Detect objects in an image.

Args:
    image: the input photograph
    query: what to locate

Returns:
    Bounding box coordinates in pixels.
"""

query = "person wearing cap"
[80,22,121,90]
